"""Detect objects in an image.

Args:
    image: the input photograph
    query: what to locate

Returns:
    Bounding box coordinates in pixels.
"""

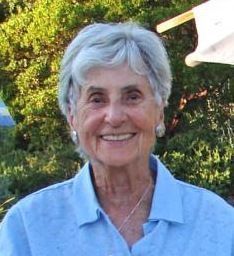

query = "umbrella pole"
[156,9,194,33]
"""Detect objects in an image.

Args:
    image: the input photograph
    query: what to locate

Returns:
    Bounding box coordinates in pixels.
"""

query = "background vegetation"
[0,0,233,220]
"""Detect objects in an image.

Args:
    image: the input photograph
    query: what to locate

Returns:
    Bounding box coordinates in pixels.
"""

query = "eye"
[125,90,142,104]
[128,93,140,100]
[88,93,106,107]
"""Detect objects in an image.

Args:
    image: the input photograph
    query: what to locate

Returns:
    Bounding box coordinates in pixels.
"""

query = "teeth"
[102,134,134,141]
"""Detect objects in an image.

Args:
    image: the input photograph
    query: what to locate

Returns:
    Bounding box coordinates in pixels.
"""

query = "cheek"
[131,107,159,131]
[76,109,104,137]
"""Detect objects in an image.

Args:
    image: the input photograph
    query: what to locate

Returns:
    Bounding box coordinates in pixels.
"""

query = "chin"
[95,152,141,168]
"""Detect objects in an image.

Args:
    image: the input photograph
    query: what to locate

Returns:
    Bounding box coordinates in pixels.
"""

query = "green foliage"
[0,197,15,220]
[0,0,233,220]
[159,130,232,196]
[0,142,81,197]
[0,133,82,219]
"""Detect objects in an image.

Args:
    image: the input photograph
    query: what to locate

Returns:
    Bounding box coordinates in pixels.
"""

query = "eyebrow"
[120,84,140,93]
[85,86,107,94]
[84,84,140,95]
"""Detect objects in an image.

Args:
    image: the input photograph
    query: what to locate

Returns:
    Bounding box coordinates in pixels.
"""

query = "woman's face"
[69,64,163,168]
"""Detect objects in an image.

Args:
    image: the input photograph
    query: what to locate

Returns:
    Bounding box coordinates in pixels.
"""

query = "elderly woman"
[0,23,233,256]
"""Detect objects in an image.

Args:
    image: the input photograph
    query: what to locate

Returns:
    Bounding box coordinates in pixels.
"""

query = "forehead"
[82,64,151,93]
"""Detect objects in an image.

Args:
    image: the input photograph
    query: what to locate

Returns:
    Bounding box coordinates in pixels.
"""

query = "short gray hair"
[58,22,172,117]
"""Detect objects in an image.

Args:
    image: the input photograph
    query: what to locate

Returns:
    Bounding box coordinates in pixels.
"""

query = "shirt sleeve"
[0,205,31,256]
[232,225,234,256]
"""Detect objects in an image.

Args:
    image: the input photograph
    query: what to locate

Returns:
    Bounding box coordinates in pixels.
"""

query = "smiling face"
[69,64,163,168]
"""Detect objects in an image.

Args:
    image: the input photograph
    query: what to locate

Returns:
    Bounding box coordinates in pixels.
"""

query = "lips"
[100,133,136,141]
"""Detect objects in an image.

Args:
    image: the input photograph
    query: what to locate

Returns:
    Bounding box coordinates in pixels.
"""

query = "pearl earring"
[71,130,79,144]
[155,123,166,137]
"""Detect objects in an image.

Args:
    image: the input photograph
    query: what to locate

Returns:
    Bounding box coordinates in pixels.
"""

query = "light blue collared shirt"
[0,155,233,255]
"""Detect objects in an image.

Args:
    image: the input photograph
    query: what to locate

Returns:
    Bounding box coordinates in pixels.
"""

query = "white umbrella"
[156,0,234,67]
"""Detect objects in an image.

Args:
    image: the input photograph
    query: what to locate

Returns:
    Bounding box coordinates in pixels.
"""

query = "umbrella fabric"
[0,99,15,127]
[185,0,234,67]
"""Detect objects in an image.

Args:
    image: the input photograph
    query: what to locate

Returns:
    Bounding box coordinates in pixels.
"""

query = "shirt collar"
[73,155,184,227]
[73,162,101,227]
[149,155,184,224]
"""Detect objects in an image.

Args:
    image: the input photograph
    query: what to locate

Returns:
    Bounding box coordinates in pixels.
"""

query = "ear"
[155,103,164,126]
[159,107,164,124]
[67,106,76,131]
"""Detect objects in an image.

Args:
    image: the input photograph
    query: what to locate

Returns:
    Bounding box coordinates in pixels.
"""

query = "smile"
[101,133,136,141]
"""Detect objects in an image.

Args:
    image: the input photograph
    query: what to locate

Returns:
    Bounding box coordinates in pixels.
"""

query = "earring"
[71,130,79,144]
[155,123,166,137]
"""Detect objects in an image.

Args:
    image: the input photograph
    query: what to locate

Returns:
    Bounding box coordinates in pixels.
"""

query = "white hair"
[58,22,172,118]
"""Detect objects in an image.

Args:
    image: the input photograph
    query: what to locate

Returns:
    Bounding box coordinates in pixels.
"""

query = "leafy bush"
[0,141,82,198]
[158,130,232,197]
[0,197,15,221]
[0,127,82,219]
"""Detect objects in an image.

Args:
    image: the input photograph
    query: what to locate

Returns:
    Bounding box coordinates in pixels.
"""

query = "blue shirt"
[0,155,233,256]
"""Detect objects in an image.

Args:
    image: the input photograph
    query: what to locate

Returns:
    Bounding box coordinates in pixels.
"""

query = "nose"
[104,102,126,127]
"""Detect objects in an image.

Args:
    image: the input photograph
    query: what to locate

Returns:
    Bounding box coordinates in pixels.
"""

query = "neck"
[89,158,155,247]
[90,158,154,199]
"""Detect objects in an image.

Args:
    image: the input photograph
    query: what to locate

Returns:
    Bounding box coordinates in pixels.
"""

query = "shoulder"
[176,179,234,224]
[13,162,91,210]
[2,172,82,226]
[18,177,75,209]
[2,162,92,224]
[0,164,90,225]
[153,155,234,222]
